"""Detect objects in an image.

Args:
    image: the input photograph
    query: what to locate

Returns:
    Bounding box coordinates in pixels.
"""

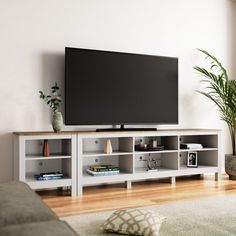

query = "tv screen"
[65,47,178,126]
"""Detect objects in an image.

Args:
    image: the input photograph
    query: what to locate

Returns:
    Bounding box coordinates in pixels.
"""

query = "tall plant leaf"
[194,49,236,155]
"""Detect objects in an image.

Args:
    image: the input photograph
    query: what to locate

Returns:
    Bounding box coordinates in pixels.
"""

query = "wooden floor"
[38,174,236,217]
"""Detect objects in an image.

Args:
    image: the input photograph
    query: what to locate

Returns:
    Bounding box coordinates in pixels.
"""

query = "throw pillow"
[101,208,165,236]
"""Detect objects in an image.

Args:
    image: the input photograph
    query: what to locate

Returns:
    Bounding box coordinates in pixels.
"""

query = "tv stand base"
[96,128,157,132]
[96,124,157,132]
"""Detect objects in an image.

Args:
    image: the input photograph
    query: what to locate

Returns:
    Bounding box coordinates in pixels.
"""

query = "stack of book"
[34,172,64,181]
[86,165,120,176]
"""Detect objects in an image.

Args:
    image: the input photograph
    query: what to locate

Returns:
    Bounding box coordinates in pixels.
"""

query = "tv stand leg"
[197,174,204,179]
[125,181,132,189]
[171,176,176,185]
[77,184,83,196]
[215,172,221,181]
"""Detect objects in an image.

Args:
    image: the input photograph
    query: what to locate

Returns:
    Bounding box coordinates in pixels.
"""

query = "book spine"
[89,165,113,168]
[40,174,63,177]
[39,172,62,176]
[90,166,113,169]
[90,167,119,172]
[87,170,120,175]
[35,176,64,181]
[86,169,119,176]
[88,172,119,176]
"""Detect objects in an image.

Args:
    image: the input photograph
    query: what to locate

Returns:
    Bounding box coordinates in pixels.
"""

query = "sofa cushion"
[0,220,78,236]
[0,181,57,227]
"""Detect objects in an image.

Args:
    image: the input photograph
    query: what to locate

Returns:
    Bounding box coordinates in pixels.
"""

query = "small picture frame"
[187,151,198,168]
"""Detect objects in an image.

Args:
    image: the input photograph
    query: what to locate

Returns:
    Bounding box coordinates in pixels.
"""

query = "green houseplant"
[39,82,63,132]
[194,49,236,179]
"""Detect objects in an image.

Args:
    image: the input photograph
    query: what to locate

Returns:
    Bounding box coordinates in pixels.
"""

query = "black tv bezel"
[65,47,179,126]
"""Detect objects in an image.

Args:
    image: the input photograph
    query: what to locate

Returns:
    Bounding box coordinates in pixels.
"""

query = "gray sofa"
[0,181,78,236]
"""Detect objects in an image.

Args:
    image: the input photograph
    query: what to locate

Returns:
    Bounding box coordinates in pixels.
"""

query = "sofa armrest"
[0,220,79,236]
[0,181,57,227]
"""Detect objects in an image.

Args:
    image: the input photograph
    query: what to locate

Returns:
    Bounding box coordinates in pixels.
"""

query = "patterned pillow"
[101,208,165,236]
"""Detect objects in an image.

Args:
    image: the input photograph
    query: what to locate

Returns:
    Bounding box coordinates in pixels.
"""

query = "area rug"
[62,195,236,236]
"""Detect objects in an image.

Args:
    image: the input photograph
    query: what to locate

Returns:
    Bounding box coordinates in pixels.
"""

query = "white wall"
[0,0,234,181]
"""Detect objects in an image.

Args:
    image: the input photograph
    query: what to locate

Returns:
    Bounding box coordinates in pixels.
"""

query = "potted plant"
[39,82,63,132]
[194,49,236,179]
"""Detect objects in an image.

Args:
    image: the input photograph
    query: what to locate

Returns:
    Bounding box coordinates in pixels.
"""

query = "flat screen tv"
[65,47,178,129]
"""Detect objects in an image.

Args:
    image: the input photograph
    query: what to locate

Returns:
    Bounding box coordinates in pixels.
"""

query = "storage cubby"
[180,135,218,149]
[134,152,179,173]
[25,139,72,158]
[134,136,178,152]
[197,150,218,166]
[82,154,133,176]
[25,158,72,180]
[82,137,133,156]
[180,150,218,168]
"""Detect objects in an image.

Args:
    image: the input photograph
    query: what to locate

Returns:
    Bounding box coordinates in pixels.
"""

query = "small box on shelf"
[180,143,203,150]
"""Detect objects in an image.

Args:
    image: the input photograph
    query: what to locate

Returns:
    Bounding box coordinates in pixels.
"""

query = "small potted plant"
[39,82,63,132]
[194,49,236,179]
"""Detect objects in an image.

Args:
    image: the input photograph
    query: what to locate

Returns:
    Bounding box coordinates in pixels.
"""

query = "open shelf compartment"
[82,154,134,177]
[180,150,218,168]
[25,139,72,159]
[134,136,178,153]
[134,152,179,173]
[179,135,218,150]
[82,137,133,156]
[25,158,72,183]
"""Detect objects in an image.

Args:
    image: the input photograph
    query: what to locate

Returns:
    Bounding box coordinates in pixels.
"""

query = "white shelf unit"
[13,129,221,196]
[13,133,77,196]
[77,129,221,196]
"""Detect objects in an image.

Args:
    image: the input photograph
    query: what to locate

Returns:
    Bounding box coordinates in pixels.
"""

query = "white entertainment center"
[14,129,222,196]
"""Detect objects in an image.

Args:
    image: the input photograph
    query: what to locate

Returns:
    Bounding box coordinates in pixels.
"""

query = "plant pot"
[52,112,63,133]
[225,154,236,180]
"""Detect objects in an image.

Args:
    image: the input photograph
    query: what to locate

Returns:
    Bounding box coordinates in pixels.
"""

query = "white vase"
[52,112,63,133]
[104,139,113,154]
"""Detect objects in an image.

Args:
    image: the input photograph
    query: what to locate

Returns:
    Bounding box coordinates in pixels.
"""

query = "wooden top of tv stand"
[13,128,221,136]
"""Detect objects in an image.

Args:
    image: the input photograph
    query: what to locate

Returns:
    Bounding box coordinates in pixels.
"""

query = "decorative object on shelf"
[42,139,50,157]
[150,137,158,148]
[194,49,236,179]
[180,143,203,149]
[145,156,161,171]
[187,151,198,168]
[104,139,113,154]
[39,82,63,132]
